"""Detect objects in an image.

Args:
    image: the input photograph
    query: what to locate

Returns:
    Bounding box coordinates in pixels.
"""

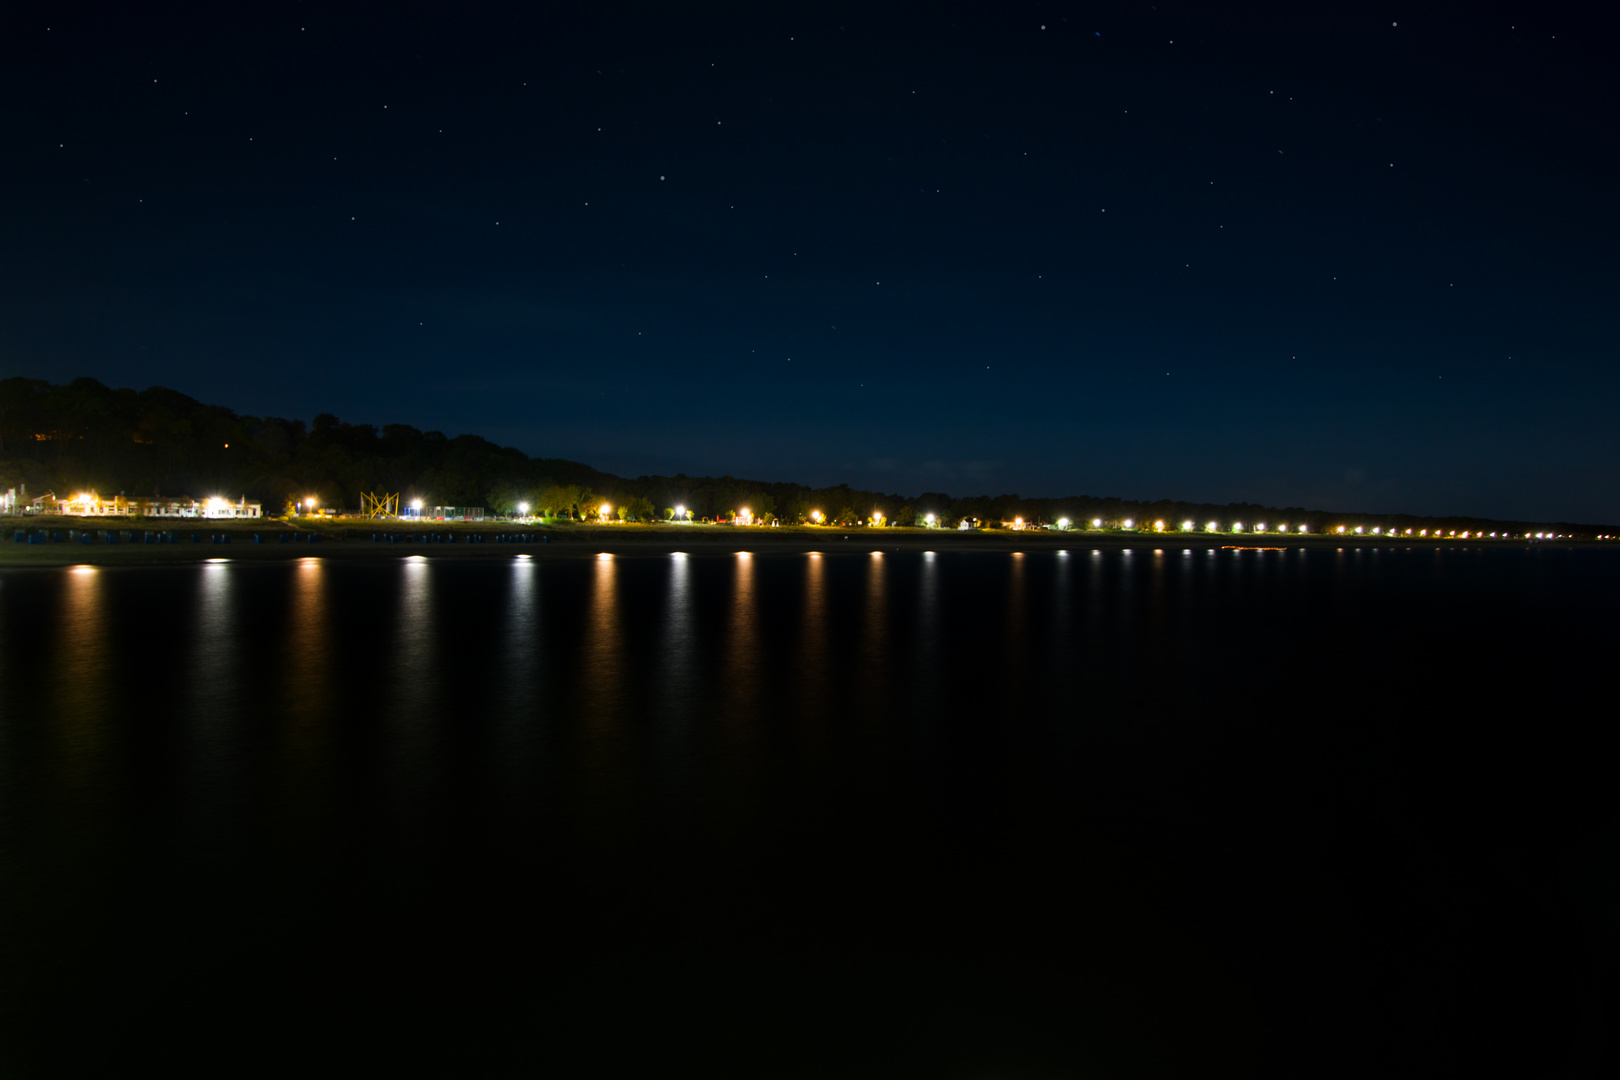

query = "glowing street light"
[1123,519,1134,530]
[599,503,613,522]
[1057,517,1071,530]
[1181,520,1195,531]
[810,509,824,524]
[1206,521,1218,532]
[304,496,317,510]
[871,510,885,526]
[675,504,687,521]
[517,501,529,516]
[1153,520,1165,532]
[1091,518,1103,529]
[925,512,937,526]
[411,498,424,511]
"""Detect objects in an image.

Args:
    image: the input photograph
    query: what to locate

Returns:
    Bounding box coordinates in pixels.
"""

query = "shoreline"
[0,517,1598,567]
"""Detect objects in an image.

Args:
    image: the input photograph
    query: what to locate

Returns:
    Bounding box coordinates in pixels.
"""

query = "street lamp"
[599,503,613,522]
[517,501,529,518]
[925,512,937,526]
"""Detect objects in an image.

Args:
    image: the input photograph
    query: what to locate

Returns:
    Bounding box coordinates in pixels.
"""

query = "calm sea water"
[2,547,1617,1076]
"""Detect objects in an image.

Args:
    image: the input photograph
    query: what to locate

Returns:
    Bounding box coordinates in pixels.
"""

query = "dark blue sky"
[3,2,1615,521]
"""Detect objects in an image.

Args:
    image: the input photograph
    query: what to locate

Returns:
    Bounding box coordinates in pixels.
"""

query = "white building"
[31,492,262,519]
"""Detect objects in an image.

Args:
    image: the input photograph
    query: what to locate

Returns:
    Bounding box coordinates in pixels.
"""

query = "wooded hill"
[0,377,1601,534]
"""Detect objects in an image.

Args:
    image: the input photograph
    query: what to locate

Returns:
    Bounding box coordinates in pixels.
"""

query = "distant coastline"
[3,377,1610,539]
[1,517,1600,568]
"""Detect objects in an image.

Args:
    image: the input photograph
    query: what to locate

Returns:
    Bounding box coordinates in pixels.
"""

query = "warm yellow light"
[810,509,824,523]
[1092,518,1102,528]
[925,513,937,525]
[1057,517,1071,529]
[1154,520,1165,531]
[1123,519,1134,529]
[411,498,423,511]
[599,503,613,522]
[517,502,529,514]
[1336,526,1346,534]
[304,496,317,508]
[74,492,95,505]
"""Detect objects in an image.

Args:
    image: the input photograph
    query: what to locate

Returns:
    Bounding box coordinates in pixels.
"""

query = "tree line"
[0,377,1601,535]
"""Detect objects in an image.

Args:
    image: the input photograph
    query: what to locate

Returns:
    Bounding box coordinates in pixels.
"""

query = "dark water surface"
[2,547,1617,1076]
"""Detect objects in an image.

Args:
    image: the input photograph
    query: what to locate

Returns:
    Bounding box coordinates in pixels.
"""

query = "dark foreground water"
[2,546,1617,1077]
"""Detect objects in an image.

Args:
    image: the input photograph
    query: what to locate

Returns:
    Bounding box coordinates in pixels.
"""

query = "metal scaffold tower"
[360,492,400,519]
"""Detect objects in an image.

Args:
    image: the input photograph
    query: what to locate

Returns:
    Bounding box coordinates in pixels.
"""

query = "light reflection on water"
[3,548,1619,1074]
[55,566,111,795]
[185,560,241,824]
[278,558,335,840]
[655,552,696,793]
[492,556,545,800]
[388,556,441,821]
[576,550,631,838]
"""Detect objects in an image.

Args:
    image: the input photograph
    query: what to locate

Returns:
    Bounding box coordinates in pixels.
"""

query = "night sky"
[3,2,1615,521]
